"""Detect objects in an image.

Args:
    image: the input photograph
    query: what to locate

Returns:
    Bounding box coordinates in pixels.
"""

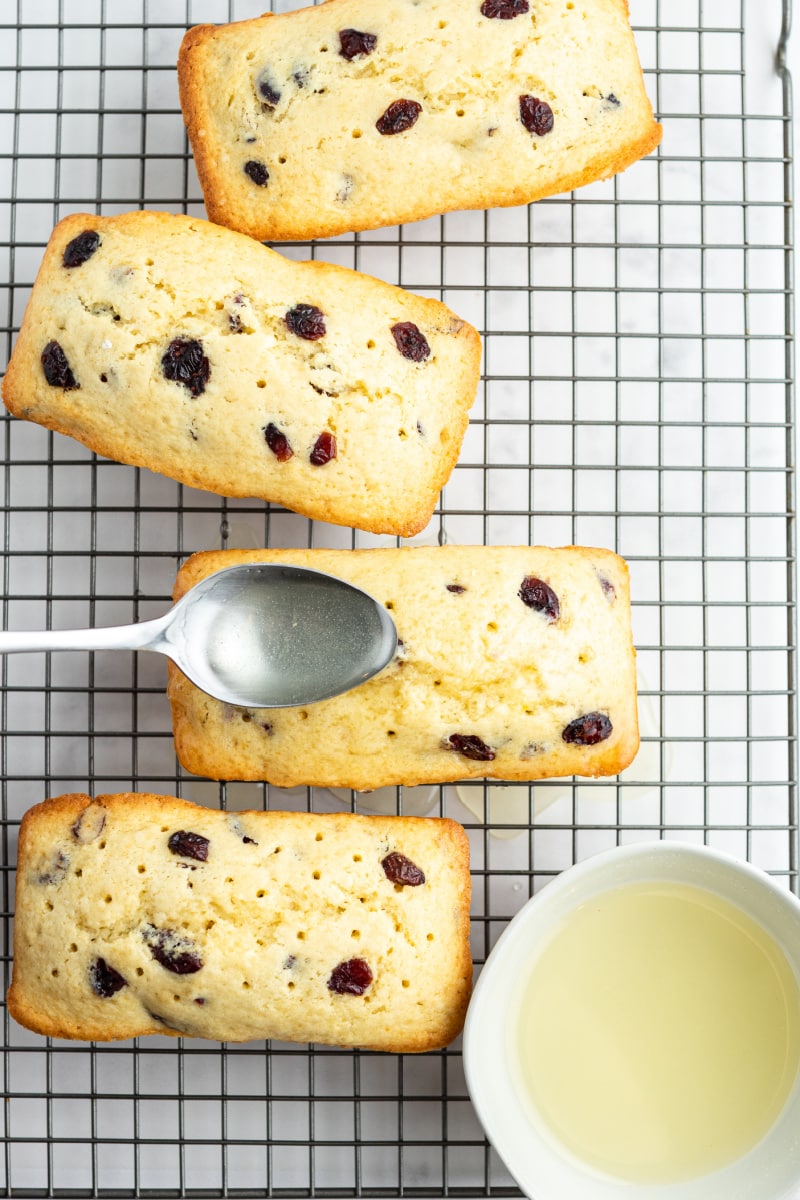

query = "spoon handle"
[0,614,170,656]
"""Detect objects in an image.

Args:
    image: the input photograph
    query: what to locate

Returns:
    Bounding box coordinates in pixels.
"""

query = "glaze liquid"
[514,881,800,1183]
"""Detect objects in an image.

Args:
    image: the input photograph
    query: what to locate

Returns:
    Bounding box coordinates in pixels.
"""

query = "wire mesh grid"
[0,0,796,1194]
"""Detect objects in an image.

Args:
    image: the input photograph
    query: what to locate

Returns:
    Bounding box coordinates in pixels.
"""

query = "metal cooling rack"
[0,0,796,1195]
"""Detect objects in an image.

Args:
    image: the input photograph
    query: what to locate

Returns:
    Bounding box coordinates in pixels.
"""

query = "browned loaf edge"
[9,793,472,1050]
[177,0,662,241]
[2,210,481,537]
[168,545,640,789]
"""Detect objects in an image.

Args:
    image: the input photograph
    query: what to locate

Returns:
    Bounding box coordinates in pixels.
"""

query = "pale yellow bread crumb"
[178,0,662,241]
[1,210,480,537]
[8,793,471,1050]
[168,545,639,789]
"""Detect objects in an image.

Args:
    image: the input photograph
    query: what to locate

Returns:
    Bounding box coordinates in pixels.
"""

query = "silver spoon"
[0,563,398,708]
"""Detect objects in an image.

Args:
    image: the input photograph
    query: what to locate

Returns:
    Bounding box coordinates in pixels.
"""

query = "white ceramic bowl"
[464,841,800,1200]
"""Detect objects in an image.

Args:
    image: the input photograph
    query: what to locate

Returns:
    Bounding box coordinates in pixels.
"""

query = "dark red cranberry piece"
[391,321,430,362]
[37,850,69,886]
[285,303,326,340]
[144,926,204,975]
[310,432,337,465]
[562,712,613,746]
[168,830,209,862]
[382,852,425,887]
[328,958,373,995]
[42,341,79,390]
[63,229,100,267]
[519,576,560,621]
[265,422,294,462]
[598,574,616,602]
[244,159,269,187]
[257,71,281,107]
[339,28,377,59]
[446,583,466,594]
[520,95,554,136]
[151,943,203,974]
[146,1009,194,1034]
[376,99,422,135]
[229,312,243,333]
[89,957,127,998]
[481,0,529,16]
[161,338,210,397]
[447,733,496,762]
[72,804,106,843]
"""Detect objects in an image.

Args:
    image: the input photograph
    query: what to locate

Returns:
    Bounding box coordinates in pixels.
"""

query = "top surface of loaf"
[9,793,472,1050]
[178,0,662,241]
[168,545,640,790]
[1,211,480,537]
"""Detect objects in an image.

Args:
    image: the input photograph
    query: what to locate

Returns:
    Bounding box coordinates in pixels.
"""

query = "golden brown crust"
[168,545,640,789]
[177,0,661,241]
[9,792,472,1049]
[2,211,480,536]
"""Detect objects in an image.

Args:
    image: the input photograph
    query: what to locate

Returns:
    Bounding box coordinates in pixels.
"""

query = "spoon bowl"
[166,563,398,707]
[0,563,398,709]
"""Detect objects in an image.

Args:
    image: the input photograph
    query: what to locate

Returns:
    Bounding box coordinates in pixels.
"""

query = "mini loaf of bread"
[168,545,639,789]
[8,793,472,1050]
[1,211,480,537]
[178,0,661,242]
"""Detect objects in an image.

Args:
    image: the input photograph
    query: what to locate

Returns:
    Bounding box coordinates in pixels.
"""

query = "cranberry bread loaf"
[168,546,639,789]
[178,0,661,242]
[2,211,480,537]
[8,793,472,1049]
